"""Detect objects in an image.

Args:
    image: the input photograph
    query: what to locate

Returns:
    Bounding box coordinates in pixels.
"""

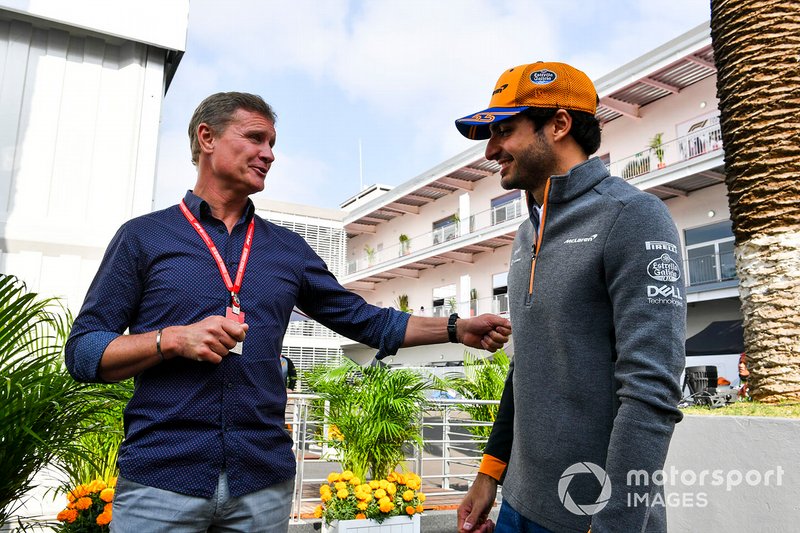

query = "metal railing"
[684,250,736,287]
[609,123,723,180]
[286,394,499,522]
[491,199,522,226]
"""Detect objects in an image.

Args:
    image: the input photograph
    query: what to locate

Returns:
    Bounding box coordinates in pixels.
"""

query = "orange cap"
[456,62,597,140]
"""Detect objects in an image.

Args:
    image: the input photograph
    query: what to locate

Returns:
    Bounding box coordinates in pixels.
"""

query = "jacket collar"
[546,157,609,204]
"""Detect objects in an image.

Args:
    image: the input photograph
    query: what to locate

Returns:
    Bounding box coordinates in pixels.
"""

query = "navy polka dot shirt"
[66,191,410,498]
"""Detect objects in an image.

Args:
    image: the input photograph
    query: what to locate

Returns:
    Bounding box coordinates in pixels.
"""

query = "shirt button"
[227,382,233,389]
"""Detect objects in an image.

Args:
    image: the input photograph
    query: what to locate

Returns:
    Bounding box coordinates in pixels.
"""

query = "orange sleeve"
[478,453,507,482]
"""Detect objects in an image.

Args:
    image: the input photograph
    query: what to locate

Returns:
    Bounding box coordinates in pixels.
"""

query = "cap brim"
[455,106,529,140]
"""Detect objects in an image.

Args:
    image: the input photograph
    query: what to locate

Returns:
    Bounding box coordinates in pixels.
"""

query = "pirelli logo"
[645,241,678,254]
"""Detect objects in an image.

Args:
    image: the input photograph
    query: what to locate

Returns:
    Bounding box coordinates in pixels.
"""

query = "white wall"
[598,76,719,163]
[0,9,179,310]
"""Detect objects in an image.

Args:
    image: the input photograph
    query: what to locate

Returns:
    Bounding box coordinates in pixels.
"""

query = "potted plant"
[306,360,428,532]
[363,244,376,266]
[649,132,666,169]
[394,294,412,314]
[398,234,410,256]
[469,288,478,317]
[435,349,510,452]
[315,470,424,532]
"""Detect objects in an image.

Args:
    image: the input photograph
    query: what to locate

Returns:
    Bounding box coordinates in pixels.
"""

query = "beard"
[499,130,558,192]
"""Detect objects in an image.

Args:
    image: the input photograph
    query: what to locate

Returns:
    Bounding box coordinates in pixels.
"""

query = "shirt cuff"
[478,454,507,482]
[65,331,120,382]
[375,309,411,359]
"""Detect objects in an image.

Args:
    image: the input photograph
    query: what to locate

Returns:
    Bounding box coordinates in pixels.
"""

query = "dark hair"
[519,107,601,156]
[188,92,277,165]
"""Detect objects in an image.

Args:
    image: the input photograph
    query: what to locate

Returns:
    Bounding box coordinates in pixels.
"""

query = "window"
[432,284,457,317]
[684,221,735,286]
[432,215,459,244]
[492,272,509,315]
[491,191,522,225]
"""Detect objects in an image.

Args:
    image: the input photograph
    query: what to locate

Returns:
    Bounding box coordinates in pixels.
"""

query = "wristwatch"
[448,313,459,343]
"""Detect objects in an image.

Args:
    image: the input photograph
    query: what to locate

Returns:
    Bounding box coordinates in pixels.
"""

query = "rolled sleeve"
[65,331,120,382]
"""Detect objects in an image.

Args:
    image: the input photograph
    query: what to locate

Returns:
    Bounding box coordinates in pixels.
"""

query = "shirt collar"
[182,190,256,225]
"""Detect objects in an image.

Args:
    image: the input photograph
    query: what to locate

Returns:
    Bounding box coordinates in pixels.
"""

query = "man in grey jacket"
[454,62,686,533]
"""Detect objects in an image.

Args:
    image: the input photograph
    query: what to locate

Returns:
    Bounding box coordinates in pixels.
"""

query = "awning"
[685,320,744,356]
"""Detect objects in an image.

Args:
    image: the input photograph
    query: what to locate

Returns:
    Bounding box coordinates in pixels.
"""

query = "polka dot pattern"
[66,191,409,498]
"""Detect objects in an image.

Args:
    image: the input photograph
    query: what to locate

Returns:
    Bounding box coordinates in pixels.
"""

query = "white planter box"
[323,514,421,533]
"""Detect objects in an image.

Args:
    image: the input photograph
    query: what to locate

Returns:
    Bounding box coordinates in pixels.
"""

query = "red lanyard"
[179,200,255,312]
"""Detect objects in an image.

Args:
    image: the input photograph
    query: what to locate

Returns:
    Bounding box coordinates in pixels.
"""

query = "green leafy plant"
[305,359,428,481]
[394,294,412,314]
[0,274,103,527]
[364,244,376,266]
[398,234,410,256]
[435,349,510,452]
[649,132,665,166]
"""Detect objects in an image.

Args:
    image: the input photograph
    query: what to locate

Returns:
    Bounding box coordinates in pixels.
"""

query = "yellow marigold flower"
[313,505,323,518]
[357,501,368,511]
[379,480,389,490]
[100,488,114,502]
[76,485,89,497]
[355,513,366,520]
[66,491,76,503]
[387,472,397,483]
[379,500,395,513]
[320,485,332,496]
[358,483,372,493]
[336,488,349,499]
[369,480,381,490]
[96,511,112,526]
[341,470,354,481]
[363,494,373,503]
[349,476,361,486]
[57,509,78,523]
[374,488,386,499]
[406,505,416,516]
[395,473,406,485]
[108,476,118,487]
[406,479,420,490]
[89,479,107,492]
[335,481,348,491]
[66,501,76,509]
[104,503,113,514]
[379,496,391,506]
[386,483,397,495]
[416,504,424,513]
[75,497,93,511]
[321,493,332,502]
[327,472,341,483]
[402,490,414,502]
[418,492,426,503]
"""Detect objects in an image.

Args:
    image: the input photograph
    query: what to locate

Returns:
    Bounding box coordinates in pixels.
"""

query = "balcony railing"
[347,125,724,276]
[685,250,736,287]
[609,123,723,180]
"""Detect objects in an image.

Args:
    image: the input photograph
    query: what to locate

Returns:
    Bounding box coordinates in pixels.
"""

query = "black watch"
[448,313,459,343]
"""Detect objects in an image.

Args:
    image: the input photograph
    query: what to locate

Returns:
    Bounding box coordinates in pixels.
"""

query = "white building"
[337,21,741,369]
[0,0,189,308]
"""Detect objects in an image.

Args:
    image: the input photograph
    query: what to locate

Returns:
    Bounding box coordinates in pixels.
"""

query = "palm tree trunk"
[710,0,800,402]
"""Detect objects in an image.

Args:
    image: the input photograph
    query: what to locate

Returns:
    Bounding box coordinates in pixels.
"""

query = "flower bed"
[315,470,425,526]
[56,478,115,531]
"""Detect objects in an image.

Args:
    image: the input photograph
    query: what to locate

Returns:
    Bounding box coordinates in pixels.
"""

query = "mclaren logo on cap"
[530,69,557,85]
[492,83,509,95]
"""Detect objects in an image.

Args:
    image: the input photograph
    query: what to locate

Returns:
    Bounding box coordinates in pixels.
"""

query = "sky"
[153,0,711,211]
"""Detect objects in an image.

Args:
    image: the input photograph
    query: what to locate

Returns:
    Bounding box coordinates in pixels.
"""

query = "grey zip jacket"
[485,157,686,532]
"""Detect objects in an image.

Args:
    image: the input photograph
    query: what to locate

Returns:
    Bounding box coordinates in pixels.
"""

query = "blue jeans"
[110,472,293,533]
[495,500,555,533]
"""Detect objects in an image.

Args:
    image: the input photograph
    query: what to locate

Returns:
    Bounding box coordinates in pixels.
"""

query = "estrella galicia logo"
[530,69,557,85]
[647,253,681,282]
[558,462,612,516]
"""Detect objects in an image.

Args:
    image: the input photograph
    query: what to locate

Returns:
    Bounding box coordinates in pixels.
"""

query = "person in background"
[66,92,512,533]
[454,62,686,533]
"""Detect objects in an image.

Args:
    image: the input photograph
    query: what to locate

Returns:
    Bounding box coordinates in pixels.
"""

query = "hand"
[458,473,499,532]
[167,315,248,364]
[457,314,512,352]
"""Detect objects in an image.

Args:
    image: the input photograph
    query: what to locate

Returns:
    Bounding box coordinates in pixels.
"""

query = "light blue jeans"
[110,472,293,533]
